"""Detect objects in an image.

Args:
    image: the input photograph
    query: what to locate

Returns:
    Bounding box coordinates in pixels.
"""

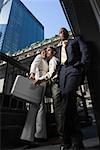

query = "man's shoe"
[34,137,47,142]
[23,142,39,149]
[60,144,72,150]
[72,142,84,150]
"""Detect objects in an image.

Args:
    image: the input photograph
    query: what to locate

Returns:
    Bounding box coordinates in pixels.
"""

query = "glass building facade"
[0,0,44,53]
[0,0,4,11]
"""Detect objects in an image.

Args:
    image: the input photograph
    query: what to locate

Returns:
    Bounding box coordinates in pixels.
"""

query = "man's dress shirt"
[61,40,68,64]
[39,56,59,81]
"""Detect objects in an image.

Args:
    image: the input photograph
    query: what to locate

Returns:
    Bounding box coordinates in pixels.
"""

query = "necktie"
[61,40,68,64]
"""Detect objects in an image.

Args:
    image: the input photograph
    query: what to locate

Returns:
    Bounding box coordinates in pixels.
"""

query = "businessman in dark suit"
[56,28,90,150]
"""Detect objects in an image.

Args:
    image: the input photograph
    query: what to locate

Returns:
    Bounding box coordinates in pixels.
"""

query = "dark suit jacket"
[56,36,90,83]
[56,36,90,70]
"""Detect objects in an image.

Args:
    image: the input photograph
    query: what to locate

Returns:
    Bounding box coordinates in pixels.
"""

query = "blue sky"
[20,0,70,39]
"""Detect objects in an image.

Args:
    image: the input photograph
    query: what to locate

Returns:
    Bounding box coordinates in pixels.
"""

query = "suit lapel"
[56,46,62,63]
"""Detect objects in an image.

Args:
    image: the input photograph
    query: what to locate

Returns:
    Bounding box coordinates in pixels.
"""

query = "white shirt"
[39,56,59,81]
[61,41,68,64]
[30,54,48,80]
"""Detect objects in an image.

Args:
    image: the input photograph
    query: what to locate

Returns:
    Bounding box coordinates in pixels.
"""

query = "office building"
[0,0,44,53]
[0,0,4,11]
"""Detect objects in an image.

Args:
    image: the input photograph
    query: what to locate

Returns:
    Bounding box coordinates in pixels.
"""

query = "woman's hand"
[34,79,42,85]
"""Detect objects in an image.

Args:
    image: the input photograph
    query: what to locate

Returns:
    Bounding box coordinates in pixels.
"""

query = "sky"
[20,0,70,39]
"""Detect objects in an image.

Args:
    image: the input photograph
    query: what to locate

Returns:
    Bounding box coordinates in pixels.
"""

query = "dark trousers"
[51,82,64,138]
[59,65,82,144]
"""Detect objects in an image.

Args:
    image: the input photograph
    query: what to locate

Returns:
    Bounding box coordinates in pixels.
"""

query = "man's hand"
[29,73,35,80]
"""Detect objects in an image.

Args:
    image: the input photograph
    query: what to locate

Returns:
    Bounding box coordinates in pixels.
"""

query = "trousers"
[20,83,47,141]
[51,82,64,138]
[59,65,83,144]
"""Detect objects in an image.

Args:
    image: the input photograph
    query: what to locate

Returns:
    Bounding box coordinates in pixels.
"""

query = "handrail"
[0,52,28,72]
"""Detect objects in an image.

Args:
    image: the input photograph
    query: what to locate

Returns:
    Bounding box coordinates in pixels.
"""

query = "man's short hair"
[47,46,56,55]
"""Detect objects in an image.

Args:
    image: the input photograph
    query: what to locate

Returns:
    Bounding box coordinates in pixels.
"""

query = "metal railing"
[0,52,29,111]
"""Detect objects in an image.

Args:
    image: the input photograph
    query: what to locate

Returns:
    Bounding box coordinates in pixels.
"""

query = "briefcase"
[11,75,45,104]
